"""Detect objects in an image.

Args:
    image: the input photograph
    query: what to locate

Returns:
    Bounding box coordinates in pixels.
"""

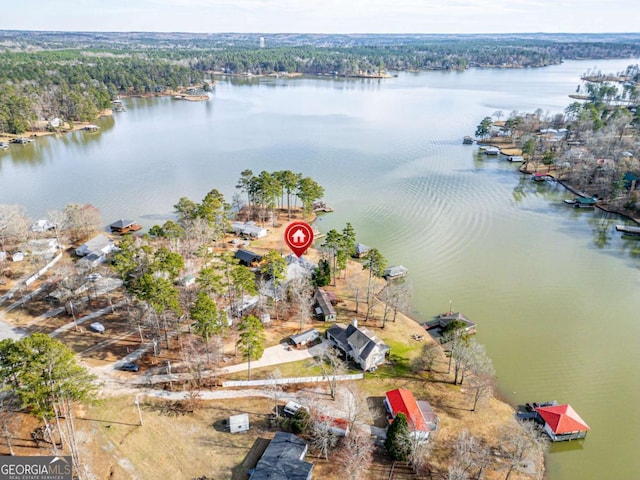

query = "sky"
[0,0,639,34]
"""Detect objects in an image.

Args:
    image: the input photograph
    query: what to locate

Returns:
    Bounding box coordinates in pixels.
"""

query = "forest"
[1,31,640,134]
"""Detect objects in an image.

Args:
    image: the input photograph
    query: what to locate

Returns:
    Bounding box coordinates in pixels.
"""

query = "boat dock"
[516,401,590,442]
[616,224,640,236]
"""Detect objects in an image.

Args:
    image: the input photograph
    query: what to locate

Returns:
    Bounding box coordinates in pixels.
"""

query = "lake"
[1,57,640,479]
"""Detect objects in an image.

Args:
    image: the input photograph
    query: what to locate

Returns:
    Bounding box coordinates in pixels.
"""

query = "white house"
[231,221,267,238]
[75,234,115,257]
[326,319,390,371]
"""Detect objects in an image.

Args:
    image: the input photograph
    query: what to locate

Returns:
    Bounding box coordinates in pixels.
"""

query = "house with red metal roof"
[384,388,438,441]
[535,404,590,442]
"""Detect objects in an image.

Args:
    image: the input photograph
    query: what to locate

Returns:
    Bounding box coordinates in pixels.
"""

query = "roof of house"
[250,432,313,480]
[314,288,336,317]
[110,219,135,229]
[82,234,114,252]
[575,196,596,205]
[536,404,590,434]
[290,328,319,345]
[328,322,389,363]
[385,388,429,432]
[354,243,370,255]
[383,265,408,278]
[234,249,262,264]
[436,311,476,329]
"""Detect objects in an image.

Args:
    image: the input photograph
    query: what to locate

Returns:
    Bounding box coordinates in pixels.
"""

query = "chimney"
[351,318,358,329]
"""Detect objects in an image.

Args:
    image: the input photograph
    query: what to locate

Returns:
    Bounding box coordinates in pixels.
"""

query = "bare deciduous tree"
[0,204,30,253]
[410,341,442,374]
[498,420,548,480]
[288,276,313,332]
[339,433,375,480]
[63,203,101,243]
[313,347,346,400]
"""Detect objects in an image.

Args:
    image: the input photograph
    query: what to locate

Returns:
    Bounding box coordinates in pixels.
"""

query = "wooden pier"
[616,224,640,236]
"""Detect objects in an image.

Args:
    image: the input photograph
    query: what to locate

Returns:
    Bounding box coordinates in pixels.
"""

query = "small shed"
[229,413,250,434]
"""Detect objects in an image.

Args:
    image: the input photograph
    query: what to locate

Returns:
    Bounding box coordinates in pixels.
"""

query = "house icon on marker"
[292,228,306,244]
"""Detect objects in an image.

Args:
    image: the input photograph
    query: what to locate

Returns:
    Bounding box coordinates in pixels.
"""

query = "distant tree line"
[2,31,640,134]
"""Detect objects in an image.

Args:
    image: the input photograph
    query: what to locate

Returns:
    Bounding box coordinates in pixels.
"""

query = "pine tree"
[385,412,412,462]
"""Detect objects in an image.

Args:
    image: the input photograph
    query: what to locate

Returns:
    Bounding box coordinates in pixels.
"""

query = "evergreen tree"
[384,412,412,462]
[312,258,331,287]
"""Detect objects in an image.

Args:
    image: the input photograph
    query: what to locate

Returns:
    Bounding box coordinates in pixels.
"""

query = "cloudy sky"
[1,0,638,34]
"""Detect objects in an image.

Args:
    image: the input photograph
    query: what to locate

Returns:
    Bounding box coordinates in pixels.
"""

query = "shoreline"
[519,162,640,225]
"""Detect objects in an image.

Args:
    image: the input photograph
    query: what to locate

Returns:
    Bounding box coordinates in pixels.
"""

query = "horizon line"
[2,29,640,36]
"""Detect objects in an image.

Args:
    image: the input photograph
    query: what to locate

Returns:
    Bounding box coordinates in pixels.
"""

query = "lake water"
[2,58,640,479]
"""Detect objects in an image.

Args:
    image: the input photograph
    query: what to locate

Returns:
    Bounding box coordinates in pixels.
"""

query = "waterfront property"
[384,388,438,440]
[424,311,477,341]
[326,319,390,371]
[109,219,142,234]
[383,265,408,280]
[75,234,116,258]
[353,243,370,258]
[483,146,500,155]
[249,431,313,480]
[536,404,590,442]
[572,197,597,208]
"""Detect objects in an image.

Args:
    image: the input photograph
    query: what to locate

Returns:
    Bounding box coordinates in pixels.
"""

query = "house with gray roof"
[75,234,115,258]
[231,221,267,239]
[326,319,390,371]
[313,288,336,321]
[235,249,262,267]
[353,242,370,258]
[250,431,313,480]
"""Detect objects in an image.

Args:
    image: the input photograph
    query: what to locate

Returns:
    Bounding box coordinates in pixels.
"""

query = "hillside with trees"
[1,31,640,134]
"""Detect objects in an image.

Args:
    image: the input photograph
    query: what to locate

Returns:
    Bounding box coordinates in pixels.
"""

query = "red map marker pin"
[284,221,314,258]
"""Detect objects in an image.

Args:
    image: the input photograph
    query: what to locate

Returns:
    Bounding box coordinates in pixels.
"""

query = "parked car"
[89,322,105,333]
[119,362,139,372]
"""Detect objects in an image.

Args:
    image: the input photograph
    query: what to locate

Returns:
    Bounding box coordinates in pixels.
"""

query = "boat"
[0,142,8,150]
[564,199,576,205]
[463,136,474,145]
[11,137,34,144]
[506,155,524,162]
[615,225,640,237]
[533,173,548,182]
[483,146,500,155]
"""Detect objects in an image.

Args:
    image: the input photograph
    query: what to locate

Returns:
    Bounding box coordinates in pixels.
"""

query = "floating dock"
[616,224,640,236]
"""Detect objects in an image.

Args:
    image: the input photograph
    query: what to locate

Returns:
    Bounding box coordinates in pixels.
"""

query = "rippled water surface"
[2,58,640,479]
